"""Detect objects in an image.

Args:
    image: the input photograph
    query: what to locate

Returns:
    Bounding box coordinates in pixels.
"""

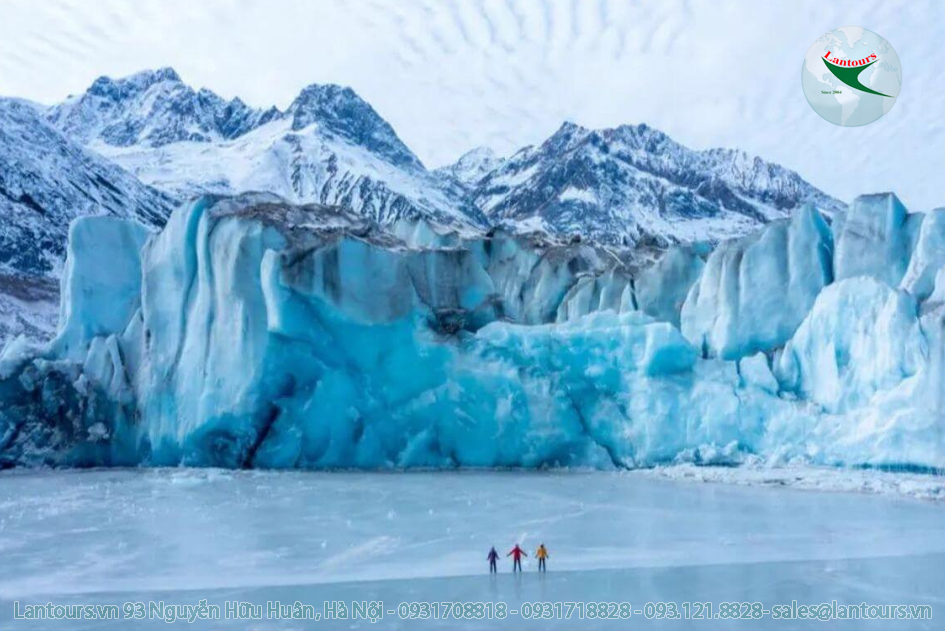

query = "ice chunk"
[900,208,945,301]
[834,193,915,287]
[681,205,833,359]
[775,277,926,413]
[137,202,288,466]
[471,234,615,325]
[738,352,778,394]
[0,334,34,379]
[52,216,149,360]
[635,245,705,326]
[555,269,633,323]
[82,334,134,405]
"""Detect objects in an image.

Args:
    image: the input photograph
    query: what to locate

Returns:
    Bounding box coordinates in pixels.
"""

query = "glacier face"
[1,191,942,471]
[680,205,834,360]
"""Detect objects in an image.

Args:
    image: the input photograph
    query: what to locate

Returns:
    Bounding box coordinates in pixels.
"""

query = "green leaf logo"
[822,52,892,97]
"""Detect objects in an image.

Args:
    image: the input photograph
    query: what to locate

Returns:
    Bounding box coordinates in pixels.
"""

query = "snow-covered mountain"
[434,146,505,188]
[46,67,281,148]
[0,97,176,344]
[46,69,486,229]
[45,69,840,247]
[468,122,845,247]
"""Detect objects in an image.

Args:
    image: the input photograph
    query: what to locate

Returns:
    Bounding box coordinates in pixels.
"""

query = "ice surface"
[738,352,779,394]
[0,469,942,630]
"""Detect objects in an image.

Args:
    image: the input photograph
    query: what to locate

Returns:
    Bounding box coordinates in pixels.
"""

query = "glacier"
[0,191,943,471]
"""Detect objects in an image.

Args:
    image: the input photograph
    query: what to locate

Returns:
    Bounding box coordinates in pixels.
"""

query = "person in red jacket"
[487,546,499,573]
[507,544,527,572]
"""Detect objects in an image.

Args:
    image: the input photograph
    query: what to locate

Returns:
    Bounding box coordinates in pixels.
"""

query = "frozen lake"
[1,468,943,629]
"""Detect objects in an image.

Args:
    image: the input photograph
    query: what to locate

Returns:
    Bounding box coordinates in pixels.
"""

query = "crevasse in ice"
[1,192,942,470]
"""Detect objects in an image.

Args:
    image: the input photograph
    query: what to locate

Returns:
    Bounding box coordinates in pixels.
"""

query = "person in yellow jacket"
[535,543,549,572]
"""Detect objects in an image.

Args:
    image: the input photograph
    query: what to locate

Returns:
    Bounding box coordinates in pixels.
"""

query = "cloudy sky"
[1,0,943,209]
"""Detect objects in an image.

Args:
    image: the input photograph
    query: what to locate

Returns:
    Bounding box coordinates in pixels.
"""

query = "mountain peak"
[454,146,498,167]
[49,71,426,171]
[541,121,592,155]
[436,146,504,187]
[549,120,590,138]
[0,96,175,276]
[291,83,355,104]
[470,119,844,247]
[48,68,278,147]
[87,67,181,99]
[288,83,423,170]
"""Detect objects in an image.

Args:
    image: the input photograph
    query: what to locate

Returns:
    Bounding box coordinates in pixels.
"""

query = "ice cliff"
[1,192,943,471]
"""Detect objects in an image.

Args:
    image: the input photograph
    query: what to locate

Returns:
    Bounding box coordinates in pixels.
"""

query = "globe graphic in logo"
[802,26,902,126]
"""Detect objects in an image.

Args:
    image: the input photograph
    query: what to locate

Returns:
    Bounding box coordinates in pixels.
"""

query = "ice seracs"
[53,216,149,361]
[834,192,917,287]
[775,277,925,413]
[680,205,834,359]
[634,245,706,327]
[1,192,943,472]
[901,208,945,301]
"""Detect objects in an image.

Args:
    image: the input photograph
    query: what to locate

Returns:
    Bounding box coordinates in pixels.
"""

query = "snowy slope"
[434,146,505,188]
[0,97,176,345]
[0,97,174,277]
[95,117,486,228]
[469,122,845,247]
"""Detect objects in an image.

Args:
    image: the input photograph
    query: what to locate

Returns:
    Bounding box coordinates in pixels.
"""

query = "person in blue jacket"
[487,546,499,573]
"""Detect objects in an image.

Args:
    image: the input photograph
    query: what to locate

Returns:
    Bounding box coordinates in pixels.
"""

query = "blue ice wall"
[1,193,943,470]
